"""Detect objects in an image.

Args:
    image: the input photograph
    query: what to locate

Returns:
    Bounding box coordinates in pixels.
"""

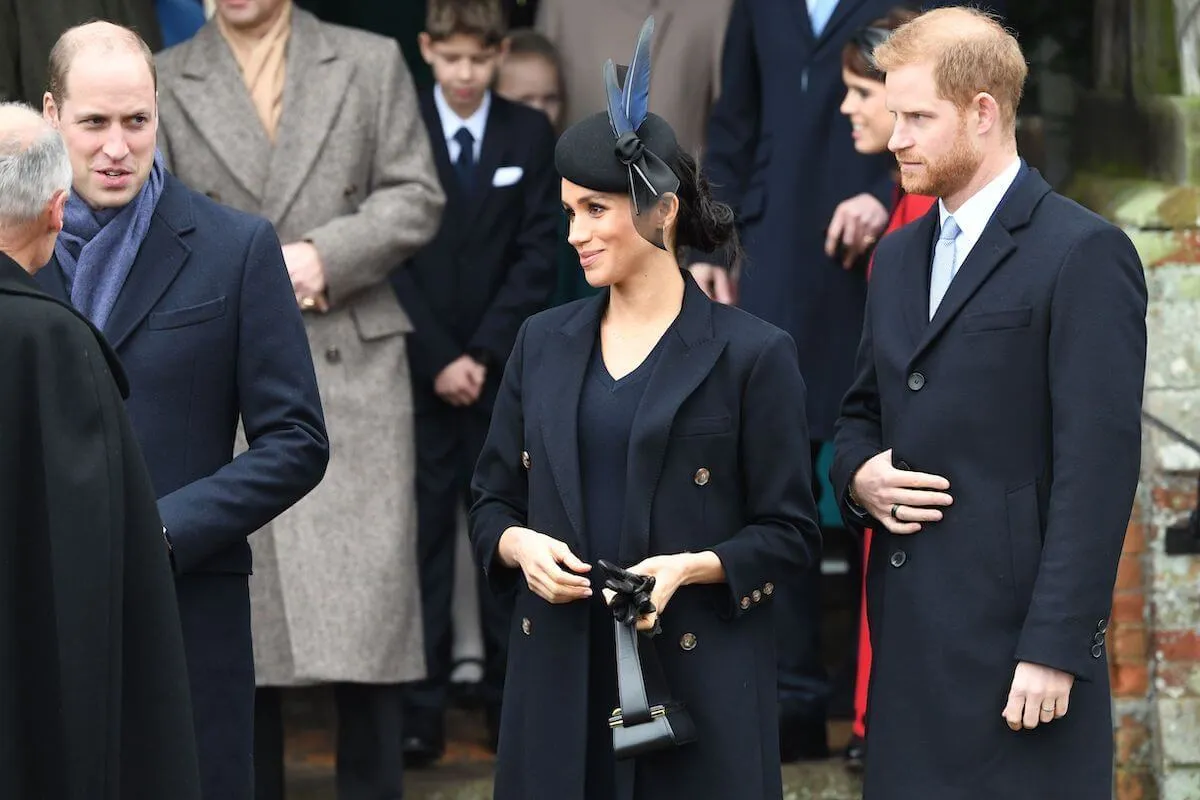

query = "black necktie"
[453,127,476,192]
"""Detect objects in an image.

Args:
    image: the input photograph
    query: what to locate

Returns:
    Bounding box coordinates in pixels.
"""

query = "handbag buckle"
[608,704,668,729]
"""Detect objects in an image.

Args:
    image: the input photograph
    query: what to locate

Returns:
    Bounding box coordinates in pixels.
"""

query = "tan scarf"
[216,2,293,142]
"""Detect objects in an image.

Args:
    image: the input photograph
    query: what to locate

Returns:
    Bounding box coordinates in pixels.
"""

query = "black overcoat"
[0,254,201,799]
[470,274,822,800]
[832,168,1147,799]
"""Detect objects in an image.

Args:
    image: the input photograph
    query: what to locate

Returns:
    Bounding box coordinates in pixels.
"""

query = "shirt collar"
[938,156,1022,239]
[433,85,491,146]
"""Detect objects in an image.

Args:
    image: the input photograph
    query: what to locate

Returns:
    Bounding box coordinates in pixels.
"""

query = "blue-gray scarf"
[55,150,167,333]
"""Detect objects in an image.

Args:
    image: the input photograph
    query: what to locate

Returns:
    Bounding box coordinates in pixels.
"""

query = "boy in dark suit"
[390,0,559,766]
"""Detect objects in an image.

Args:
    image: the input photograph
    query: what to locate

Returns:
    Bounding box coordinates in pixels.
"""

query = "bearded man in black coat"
[0,102,201,800]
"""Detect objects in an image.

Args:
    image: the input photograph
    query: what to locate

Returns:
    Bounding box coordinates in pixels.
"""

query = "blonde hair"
[872,7,1027,131]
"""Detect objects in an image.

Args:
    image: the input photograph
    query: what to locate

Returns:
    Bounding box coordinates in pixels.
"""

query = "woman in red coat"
[837,7,934,771]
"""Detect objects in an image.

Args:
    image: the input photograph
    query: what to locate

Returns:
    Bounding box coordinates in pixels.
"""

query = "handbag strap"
[614,619,653,725]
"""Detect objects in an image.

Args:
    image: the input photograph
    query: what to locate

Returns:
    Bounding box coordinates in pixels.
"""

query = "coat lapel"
[782,0,818,49]
[899,206,939,345]
[539,294,606,550]
[102,177,195,351]
[618,277,726,565]
[817,0,869,47]
[419,91,469,215]
[260,9,354,224]
[908,166,1050,365]
[170,22,272,202]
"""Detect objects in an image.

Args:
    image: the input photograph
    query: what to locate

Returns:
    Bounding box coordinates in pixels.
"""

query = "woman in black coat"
[469,18,821,800]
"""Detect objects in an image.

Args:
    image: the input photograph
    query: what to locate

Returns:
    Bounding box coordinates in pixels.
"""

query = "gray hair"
[0,102,73,229]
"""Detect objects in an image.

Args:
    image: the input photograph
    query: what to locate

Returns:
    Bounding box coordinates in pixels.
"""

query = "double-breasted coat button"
[752,589,762,603]
[740,596,751,610]
[763,582,775,596]
[343,184,358,196]
[1091,642,1103,658]
[521,451,531,470]
[325,346,342,364]
[694,468,710,486]
[889,550,907,568]
[907,372,926,391]
[680,633,697,651]
[521,617,532,636]
[1097,618,1109,634]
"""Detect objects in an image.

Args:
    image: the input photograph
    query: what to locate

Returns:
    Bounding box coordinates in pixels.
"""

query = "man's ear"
[417,32,435,66]
[974,91,1001,137]
[47,189,68,235]
[43,92,61,127]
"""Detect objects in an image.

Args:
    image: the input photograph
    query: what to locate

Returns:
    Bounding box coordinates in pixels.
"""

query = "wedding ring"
[890,503,901,520]
[1041,704,1056,713]
[300,296,317,310]
[863,234,877,245]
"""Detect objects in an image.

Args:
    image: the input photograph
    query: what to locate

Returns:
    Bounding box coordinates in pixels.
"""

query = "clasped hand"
[850,449,953,534]
[498,528,686,631]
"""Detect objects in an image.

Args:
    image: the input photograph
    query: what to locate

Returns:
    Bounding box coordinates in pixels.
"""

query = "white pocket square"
[492,166,524,187]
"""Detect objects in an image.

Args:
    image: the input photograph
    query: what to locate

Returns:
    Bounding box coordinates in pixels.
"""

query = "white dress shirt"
[433,85,491,163]
[936,156,1022,273]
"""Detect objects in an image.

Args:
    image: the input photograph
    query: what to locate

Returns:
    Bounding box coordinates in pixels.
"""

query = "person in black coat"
[35,25,330,800]
[469,18,821,799]
[0,103,200,800]
[832,9,1146,798]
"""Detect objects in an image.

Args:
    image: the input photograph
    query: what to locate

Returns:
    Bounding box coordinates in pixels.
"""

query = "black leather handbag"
[598,561,697,760]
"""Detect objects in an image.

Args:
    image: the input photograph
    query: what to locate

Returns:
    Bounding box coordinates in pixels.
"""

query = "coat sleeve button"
[1097,618,1109,634]
[752,589,762,603]
[740,596,751,610]
[694,467,710,486]
[763,582,774,596]
[1090,642,1103,658]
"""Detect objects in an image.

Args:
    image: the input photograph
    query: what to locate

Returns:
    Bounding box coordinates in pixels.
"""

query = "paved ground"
[282,705,864,799]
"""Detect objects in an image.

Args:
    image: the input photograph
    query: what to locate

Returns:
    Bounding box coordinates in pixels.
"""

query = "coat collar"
[170,8,353,222]
[900,163,1050,365]
[539,272,727,563]
[39,175,196,353]
[2,252,130,398]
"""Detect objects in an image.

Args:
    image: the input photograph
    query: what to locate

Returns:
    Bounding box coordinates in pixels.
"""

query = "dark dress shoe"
[778,716,829,763]
[402,735,443,769]
[843,733,866,772]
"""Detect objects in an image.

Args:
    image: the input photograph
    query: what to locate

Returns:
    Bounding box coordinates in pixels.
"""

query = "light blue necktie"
[808,0,839,37]
[929,216,960,319]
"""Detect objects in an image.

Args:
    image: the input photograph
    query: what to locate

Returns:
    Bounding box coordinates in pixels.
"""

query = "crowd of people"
[0,1,1147,799]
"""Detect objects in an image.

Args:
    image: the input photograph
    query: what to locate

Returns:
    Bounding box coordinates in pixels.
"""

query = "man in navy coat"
[691,0,902,756]
[833,9,1145,797]
[36,23,329,800]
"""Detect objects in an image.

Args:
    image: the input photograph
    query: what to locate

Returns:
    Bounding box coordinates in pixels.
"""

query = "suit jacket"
[0,253,201,800]
[831,167,1147,798]
[391,90,559,407]
[537,0,732,158]
[156,10,444,686]
[470,274,821,800]
[0,0,161,104]
[702,0,897,439]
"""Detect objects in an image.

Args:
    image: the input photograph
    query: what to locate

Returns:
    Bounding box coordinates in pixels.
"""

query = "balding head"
[47,22,157,110]
[0,103,72,271]
[874,7,1027,131]
[0,103,72,229]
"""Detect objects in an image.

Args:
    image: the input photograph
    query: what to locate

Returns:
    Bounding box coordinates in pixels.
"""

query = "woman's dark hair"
[668,148,743,270]
[841,6,920,81]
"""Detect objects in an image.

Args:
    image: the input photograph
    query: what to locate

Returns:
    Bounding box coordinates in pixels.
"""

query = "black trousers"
[774,440,830,723]
[255,684,405,800]
[403,396,510,739]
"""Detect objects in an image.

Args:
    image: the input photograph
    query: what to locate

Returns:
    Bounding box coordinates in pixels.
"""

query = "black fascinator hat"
[554,17,681,249]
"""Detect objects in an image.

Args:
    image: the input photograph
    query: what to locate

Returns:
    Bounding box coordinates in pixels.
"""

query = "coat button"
[1091,642,1103,659]
[521,451,531,470]
[204,190,221,202]
[907,372,926,391]
[889,550,907,568]
[680,633,697,651]
[343,183,358,196]
[1097,618,1109,634]
[763,582,774,596]
[521,617,532,636]
[1093,632,1105,645]
[752,589,762,603]
[740,596,751,610]
[325,346,341,364]
[694,468,710,486]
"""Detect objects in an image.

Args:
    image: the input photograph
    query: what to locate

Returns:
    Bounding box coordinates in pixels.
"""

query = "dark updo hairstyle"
[841,6,920,82]
[668,147,742,270]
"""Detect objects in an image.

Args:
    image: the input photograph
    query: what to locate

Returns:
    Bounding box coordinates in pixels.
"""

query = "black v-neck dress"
[577,327,672,799]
